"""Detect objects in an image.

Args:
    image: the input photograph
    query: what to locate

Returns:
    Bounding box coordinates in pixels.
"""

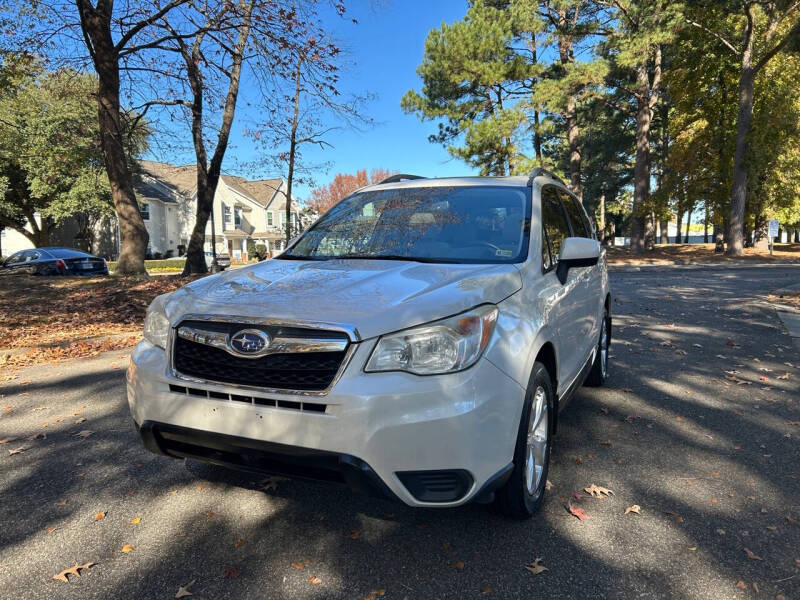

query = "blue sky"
[148,0,476,201]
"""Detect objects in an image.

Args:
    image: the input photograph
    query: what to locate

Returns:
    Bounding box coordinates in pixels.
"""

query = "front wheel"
[585,311,611,387]
[496,362,554,519]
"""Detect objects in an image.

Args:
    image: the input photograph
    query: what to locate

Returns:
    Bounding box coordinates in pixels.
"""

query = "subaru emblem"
[228,329,270,357]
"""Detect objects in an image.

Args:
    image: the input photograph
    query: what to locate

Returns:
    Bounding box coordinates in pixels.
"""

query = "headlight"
[365,305,498,375]
[143,295,171,350]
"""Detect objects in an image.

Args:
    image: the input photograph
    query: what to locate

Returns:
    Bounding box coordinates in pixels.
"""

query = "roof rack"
[378,173,426,185]
[527,167,567,187]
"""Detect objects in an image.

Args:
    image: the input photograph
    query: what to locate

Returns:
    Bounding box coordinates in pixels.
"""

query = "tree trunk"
[631,61,653,254]
[659,219,669,245]
[182,1,253,275]
[684,208,691,243]
[704,201,709,243]
[285,53,303,246]
[675,211,683,244]
[77,1,148,275]
[726,7,756,256]
[599,191,606,244]
[556,10,581,199]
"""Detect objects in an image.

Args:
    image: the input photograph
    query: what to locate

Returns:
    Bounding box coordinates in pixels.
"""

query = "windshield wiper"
[274,253,329,261]
[336,254,462,264]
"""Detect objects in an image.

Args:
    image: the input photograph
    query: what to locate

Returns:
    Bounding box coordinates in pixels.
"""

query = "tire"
[585,310,611,387]
[496,361,554,519]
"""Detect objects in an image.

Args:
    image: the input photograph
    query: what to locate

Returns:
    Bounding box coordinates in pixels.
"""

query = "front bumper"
[127,339,526,507]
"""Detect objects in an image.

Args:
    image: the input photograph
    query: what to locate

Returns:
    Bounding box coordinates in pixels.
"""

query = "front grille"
[172,320,349,392]
[169,384,327,413]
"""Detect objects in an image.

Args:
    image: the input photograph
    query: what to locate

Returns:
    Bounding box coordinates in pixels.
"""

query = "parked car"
[0,247,108,276]
[204,251,231,270]
[128,169,610,518]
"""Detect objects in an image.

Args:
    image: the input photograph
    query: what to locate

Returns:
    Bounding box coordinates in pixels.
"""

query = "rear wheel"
[496,362,554,519]
[585,310,611,387]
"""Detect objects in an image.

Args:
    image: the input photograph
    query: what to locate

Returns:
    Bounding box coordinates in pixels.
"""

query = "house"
[131,161,305,260]
[1,161,309,260]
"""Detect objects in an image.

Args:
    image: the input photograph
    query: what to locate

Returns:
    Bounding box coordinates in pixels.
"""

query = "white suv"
[127,168,611,518]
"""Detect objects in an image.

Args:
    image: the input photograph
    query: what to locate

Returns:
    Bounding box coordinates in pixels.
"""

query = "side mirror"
[556,237,600,284]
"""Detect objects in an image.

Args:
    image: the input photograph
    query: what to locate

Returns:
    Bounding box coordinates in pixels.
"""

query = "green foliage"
[401,0,532,175]
[0,56,114,242]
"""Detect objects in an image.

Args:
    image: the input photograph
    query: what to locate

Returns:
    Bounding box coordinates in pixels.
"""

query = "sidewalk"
[772,281,800,351]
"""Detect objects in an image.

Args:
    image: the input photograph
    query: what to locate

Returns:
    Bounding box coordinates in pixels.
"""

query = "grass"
[107,258,186,273]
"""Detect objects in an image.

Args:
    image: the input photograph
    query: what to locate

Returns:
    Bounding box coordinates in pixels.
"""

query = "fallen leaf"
[130,517,141,525]
[0,437,16,444]
[8,446,26,456]
[222,566,240,578]
[568,502,589,521]
[786,515,799,525]
[121,544,133,553]
[57,499,67,507]
[74,418,86,424]
[73,430,93,439]
[234,539,245,548]
[308,575,322,585]
[744,548,763,560]
[442,541,451,550]
[449,560,465,570]
[584,484,614,498]
[778,372,790,380]
[349,529,360,540]
[525,557,548,575]
[206,511,215,518]
[625,505,641,515]
[52,562,95,583]
[736,581,747,589]
[480,584,491,594]
[291,562,305,570]
[47,527,57,534]
[93,511,106,522]
[665,511,684,523]
[600,439,612,446]
[175,579,195,598]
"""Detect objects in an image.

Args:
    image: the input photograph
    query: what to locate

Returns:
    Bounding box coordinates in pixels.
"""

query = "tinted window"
[6,251,25,264]
[559,190,591,238]
[47,248,91,258]
[283,186,531,264]
[541,187,571,270]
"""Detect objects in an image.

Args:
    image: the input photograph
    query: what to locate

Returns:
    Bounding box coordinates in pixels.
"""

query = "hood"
[164,258,522,340]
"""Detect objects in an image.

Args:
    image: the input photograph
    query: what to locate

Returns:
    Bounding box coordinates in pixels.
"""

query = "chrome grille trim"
[167,314,357,397]
[176,325,348,359]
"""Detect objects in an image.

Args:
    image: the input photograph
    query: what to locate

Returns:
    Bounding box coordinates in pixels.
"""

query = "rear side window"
[541,186,571,270]
[559,190,592,238]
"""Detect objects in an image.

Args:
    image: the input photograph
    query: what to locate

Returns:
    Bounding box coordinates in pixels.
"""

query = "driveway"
[1,266,798,599]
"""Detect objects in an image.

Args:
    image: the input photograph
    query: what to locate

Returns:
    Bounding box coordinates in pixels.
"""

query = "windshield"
[282,185,530,264]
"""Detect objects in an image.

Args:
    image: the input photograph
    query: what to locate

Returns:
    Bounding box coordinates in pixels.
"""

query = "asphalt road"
[1,266,798,600]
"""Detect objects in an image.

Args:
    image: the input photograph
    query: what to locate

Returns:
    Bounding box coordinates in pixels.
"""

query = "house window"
[140,202,150,221]
[279,212,286,226]
[223,205,231,224]
[234,208,241,229]
[267,211,273,226]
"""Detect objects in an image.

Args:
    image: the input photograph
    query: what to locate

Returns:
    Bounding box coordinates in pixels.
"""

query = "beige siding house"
[1,161,308,260]
[134,161,302,260]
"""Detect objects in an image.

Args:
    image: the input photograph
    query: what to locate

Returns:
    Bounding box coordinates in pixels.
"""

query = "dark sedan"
[0,247,109,276]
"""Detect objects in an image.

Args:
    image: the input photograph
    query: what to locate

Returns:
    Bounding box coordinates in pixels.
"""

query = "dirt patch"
[0,274,201,372]
[606,243,800,266]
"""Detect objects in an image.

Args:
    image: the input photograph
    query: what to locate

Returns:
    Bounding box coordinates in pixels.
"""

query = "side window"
[541,186,571,270]
[559,190,590,238]
[7,251,24,264]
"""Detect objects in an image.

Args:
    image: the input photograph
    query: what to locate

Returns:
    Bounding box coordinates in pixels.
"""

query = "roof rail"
[378,173,426,185]
[527,167,567,187]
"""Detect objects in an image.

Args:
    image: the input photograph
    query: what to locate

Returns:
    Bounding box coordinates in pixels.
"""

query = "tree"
[308,168,393,214]
[685,0,800,255]
[0,57,134,249]
[601,1,682,254]
[249,11,372,246]
[152,0,255,275]
[402,0,531,175]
